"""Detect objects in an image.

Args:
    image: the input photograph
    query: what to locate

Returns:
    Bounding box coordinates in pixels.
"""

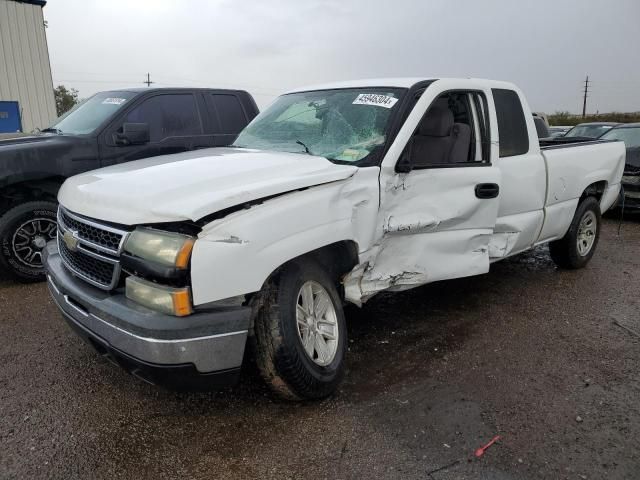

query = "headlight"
[126,276,193,316]
[124,227,195,269]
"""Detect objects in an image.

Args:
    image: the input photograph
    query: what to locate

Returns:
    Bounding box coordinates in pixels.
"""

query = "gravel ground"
[1,217,639,479]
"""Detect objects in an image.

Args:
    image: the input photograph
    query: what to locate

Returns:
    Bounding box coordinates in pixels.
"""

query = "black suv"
[0,88,259,281]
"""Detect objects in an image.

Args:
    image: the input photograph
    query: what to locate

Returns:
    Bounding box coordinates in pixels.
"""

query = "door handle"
[475,183,500,199]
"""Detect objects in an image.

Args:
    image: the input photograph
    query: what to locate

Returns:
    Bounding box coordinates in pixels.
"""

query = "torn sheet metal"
[343,167,501,304]
[190,167,380,306]
[343,229,492,305]
[488,232,520,258]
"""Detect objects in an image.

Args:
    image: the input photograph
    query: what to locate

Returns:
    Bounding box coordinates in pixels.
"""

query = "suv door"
[354,80,501,298]
[98,92,207,166]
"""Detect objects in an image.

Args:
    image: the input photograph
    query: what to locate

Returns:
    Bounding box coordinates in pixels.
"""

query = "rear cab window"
[207,94,248,134]
[492,89,529,157]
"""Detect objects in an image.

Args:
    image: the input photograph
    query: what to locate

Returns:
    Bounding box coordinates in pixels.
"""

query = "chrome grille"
[58,237,116,287]
[57,207,129,290]
[59,209,123,252]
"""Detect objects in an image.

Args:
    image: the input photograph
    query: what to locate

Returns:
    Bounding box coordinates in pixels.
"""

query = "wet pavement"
[1,217,639,479]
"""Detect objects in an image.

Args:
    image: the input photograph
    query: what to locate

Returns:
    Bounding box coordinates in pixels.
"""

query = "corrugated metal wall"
[0,0,56,132]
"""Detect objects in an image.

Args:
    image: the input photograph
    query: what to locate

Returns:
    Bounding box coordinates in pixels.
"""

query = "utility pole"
[582,75,590,118]
[143,73,154,87]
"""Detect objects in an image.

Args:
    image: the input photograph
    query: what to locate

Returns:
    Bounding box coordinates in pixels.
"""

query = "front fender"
[189,167,380,305]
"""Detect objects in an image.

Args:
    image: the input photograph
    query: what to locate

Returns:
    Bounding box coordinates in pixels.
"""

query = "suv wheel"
[0,201,58,282]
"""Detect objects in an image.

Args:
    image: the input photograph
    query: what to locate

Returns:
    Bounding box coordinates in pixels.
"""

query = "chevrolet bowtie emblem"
[63,230,80,252]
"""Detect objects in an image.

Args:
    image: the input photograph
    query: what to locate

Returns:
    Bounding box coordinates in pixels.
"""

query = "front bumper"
[44,241,251,390]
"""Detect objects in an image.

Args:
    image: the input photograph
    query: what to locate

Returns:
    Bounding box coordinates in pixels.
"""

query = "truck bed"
[539,137,615,149]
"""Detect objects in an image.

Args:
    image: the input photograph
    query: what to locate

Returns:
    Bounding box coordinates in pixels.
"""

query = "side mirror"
[395,139,414,173]
[114,123,150,146]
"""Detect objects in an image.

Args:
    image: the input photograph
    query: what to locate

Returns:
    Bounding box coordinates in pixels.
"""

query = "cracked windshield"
[233,88,404,163]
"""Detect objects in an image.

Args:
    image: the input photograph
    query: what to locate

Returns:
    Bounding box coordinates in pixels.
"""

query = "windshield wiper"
[40,127,63,135]
[296,140,313,155]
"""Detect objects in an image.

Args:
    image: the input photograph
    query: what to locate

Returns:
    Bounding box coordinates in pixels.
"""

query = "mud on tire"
[0,201,58,282]
[249,259,347,401]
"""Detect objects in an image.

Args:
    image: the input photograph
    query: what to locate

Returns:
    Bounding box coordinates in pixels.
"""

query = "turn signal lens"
[174,238,195,269]
[172,289,193,316]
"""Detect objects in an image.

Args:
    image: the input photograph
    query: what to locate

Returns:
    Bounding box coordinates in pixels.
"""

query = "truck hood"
[58,147,359,225]
[0,133,71,148]
[0,134,93,188]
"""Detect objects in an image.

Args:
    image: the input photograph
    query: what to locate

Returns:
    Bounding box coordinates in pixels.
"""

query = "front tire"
[0,201,58,282]
[549,196,601,269]
[250,259,347,400]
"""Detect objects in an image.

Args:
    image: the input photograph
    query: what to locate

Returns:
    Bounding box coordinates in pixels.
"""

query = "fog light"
[126,276,193,317]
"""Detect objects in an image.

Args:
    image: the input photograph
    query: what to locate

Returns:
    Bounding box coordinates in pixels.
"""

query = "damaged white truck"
[44,78,625,400]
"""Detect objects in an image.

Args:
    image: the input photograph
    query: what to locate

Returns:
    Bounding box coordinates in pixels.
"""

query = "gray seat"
[450,122,471,163]
[411,106,471,166]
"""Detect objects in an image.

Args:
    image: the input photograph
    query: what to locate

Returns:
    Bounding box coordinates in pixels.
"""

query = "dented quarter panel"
[490,210,544,258]
[190,167,380,305]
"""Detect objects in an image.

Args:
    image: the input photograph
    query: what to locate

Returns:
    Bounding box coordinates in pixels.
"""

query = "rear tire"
[549,196,601,269]
[250,259,347,400]
[0,201,58,282]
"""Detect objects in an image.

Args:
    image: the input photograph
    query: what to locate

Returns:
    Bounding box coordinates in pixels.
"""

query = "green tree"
[54,85,79,117]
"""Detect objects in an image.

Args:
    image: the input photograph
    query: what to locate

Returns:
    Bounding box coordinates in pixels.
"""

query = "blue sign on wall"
[0,101,22,133]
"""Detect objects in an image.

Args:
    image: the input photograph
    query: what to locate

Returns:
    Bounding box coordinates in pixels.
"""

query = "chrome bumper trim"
[48,275,248,373]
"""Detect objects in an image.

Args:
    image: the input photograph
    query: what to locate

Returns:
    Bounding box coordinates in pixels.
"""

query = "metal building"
[0,0,56,133]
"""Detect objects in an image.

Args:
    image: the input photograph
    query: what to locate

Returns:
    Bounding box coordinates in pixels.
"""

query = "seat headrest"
[418,106,454,137]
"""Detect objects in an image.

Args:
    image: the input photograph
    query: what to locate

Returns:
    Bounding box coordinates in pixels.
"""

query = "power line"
[143,73,154,87]
[582,75,590,118]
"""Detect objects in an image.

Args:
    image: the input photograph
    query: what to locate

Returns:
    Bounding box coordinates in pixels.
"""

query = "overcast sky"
[45,0,640,113]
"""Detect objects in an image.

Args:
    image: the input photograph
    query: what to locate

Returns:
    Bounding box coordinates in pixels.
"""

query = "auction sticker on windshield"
[102,98,127,105]
[352,93,398,108]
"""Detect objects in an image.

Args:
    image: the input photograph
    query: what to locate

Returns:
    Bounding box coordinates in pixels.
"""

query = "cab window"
[408,91,489,168]
[492,89,529,157]
[125,94,202,142]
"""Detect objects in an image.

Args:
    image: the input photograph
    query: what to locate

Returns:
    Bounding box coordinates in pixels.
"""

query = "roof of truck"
[101,87,249,94]
[286,78,435,93]
[285,77,518,94]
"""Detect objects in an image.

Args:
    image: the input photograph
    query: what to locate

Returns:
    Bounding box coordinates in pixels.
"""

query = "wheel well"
[580,181,607,203]
[268,240,360,292]
[0,177,64,214]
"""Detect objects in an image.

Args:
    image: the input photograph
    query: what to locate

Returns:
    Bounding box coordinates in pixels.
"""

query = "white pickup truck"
[44,78,625,400]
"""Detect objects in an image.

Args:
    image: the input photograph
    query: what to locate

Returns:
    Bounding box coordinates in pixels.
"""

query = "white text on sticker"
[352,94,398,108]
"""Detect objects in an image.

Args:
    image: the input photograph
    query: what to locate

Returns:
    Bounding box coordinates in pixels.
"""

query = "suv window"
[125,94,202,142]
[210,94,247,134]
[492,89,529,157]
